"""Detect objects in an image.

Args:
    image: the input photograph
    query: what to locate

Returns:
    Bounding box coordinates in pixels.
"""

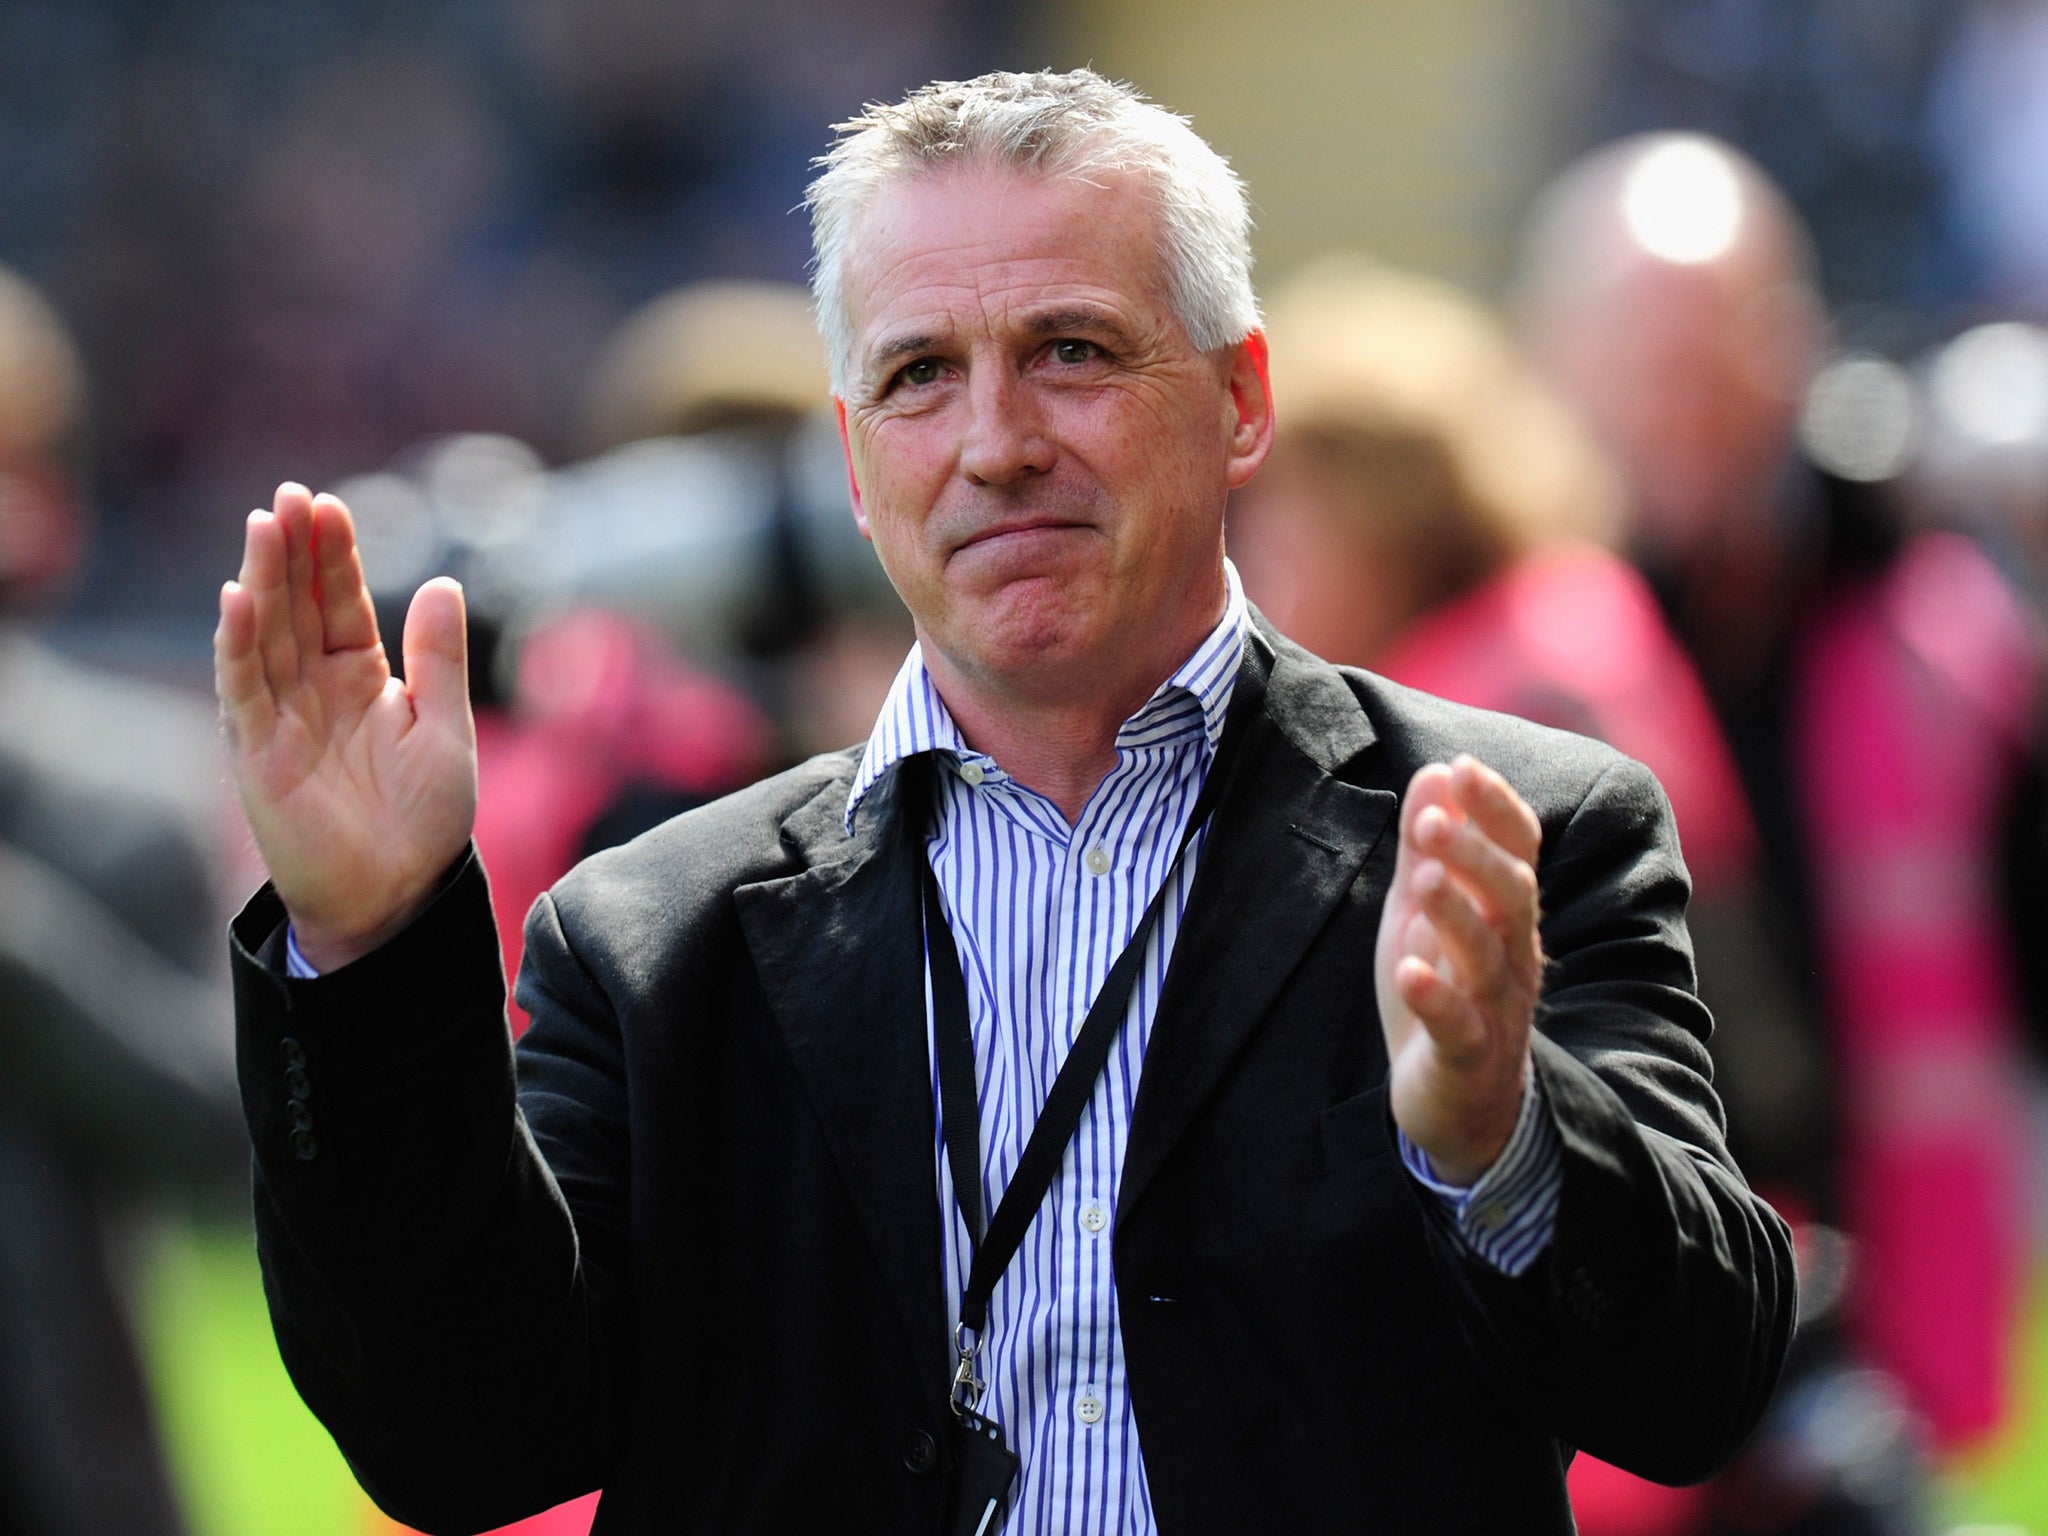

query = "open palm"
[215,483,477,971]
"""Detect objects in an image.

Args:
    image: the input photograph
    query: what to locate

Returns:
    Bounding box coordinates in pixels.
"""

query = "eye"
[1050,339,1099,366]
[898,357,944,389]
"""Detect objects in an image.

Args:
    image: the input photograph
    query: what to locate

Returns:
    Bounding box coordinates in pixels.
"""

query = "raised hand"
[215,482,477,972]
[1374,755,1545,1185]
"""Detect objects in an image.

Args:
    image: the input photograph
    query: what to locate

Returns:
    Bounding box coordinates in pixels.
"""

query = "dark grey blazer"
[233,625,1795,1536]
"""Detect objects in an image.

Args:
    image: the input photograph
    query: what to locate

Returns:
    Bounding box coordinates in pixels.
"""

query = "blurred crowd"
[4,2,2048,1535]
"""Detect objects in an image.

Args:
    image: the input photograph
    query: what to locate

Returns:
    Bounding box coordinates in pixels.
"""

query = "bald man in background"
[1516,134,2042,1471]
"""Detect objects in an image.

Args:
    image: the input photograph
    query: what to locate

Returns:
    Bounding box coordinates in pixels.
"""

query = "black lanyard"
[918,639,1269,1417]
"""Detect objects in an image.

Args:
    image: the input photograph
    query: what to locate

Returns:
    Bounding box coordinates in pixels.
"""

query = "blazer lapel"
[1121,634,1399,1218]
[732,763,951,1407]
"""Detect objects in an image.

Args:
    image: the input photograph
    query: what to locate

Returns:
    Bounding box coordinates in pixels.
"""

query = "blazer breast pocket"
[1319,1083,1395,1177]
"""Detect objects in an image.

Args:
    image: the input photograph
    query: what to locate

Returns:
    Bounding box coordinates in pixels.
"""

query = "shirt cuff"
[1397,1074,1562,1277]
[284,924,320,979]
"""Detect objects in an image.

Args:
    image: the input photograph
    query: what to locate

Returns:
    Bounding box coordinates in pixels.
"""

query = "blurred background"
[2,1,2047,1533]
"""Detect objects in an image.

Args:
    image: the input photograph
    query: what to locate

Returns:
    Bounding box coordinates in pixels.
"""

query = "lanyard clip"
[950,1321,986,1418]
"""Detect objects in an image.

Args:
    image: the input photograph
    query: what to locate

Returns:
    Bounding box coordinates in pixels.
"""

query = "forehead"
[841,164,1174,359]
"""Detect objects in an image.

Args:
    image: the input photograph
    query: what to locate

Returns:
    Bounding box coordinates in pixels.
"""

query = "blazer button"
[290,1129,319,1162]
[286,1067,312,1100]
[280,1038,308,1071]
[901,1429,939,1479]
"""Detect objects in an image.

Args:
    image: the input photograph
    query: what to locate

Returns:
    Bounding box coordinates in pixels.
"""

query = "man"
[1516,133,2038,1463]
[218,72,1793,1535]
[0,263,240,1536]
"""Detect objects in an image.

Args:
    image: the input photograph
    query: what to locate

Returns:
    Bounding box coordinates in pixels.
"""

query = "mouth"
[955,517,1089,553]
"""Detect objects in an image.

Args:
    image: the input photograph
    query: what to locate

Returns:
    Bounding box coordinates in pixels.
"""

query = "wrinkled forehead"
[839,160,1170,324]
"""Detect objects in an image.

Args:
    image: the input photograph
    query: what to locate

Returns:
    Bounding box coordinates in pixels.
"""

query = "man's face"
[1535,257,1811,566]
[835,164,1271,712]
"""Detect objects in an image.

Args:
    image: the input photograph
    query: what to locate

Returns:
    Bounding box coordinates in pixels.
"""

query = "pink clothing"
[1792,532,2042,1448]
[1378,544,1757,895]
[472,609,772,1036]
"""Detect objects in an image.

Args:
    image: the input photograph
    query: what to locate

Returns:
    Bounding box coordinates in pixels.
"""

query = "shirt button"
[1076,1393,1105,1425]
[959,761,986,787]
[1080,1202,1108,1234]
[1474,1201,1508,1233]
[1084,846,1111,876]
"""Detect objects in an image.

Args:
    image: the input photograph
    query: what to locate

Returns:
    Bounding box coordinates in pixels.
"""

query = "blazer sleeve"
[1413,755,1797,1484]
[233,849,623,1535]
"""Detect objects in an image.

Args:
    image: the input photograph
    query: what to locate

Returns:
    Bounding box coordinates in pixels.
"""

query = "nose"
[958,366,1055,486]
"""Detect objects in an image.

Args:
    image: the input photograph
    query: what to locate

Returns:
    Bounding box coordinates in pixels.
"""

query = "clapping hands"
[1374,755,1546,1185]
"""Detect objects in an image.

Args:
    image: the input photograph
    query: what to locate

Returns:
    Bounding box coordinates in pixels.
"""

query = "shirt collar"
[846,559,1249,831]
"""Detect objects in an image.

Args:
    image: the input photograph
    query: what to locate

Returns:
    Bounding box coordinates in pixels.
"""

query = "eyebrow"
[865,332,942,380]
[1021,306,1131,344]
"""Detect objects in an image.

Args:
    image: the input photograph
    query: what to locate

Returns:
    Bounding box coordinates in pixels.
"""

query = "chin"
[951,586,1107,684]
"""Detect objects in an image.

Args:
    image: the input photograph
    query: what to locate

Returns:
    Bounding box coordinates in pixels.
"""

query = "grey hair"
[805,68,1260,394]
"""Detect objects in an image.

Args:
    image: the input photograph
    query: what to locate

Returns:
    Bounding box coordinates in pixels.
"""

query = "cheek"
[1056,388,1224,516]
[866,412,959,483]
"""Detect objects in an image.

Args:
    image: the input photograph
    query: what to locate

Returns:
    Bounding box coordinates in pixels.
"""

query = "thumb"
[402,577,473,733]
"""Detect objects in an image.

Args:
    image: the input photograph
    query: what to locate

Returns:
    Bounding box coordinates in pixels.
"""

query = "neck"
[919,594,1230,827]
[930,669,1148,826]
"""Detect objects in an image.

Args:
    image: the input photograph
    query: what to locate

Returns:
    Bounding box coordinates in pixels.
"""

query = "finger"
[1414,856,1512,1003]
[274,482,326,668]
[238,508,299,697]
[310,493,381,653]
[1449,755,1542,865]
[1395,763,1460,890]
[214,579,276,749]
[1414,803,1542,951]
[1400,905,1445,973]
[401,577,472,739]
[1400,763,1459,843]
[1395,952,1488,1061]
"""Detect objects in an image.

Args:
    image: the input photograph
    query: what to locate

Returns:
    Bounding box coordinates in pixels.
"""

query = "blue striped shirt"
[846,563,1561,1534]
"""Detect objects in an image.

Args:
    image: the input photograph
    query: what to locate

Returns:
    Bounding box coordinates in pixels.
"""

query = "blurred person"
[1230,258,1758,894]
[216,71,1793,1534]
[1230,256,1822,1536]
[332,426,777,1059]
[1517,134,2042,1476]
[573,276,911,771]
[1914,317,2048,1177]
[0,265,241,1533]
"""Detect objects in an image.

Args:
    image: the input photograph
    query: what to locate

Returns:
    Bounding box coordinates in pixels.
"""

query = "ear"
[834,397,872,541]
[1222,329,1276,490]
